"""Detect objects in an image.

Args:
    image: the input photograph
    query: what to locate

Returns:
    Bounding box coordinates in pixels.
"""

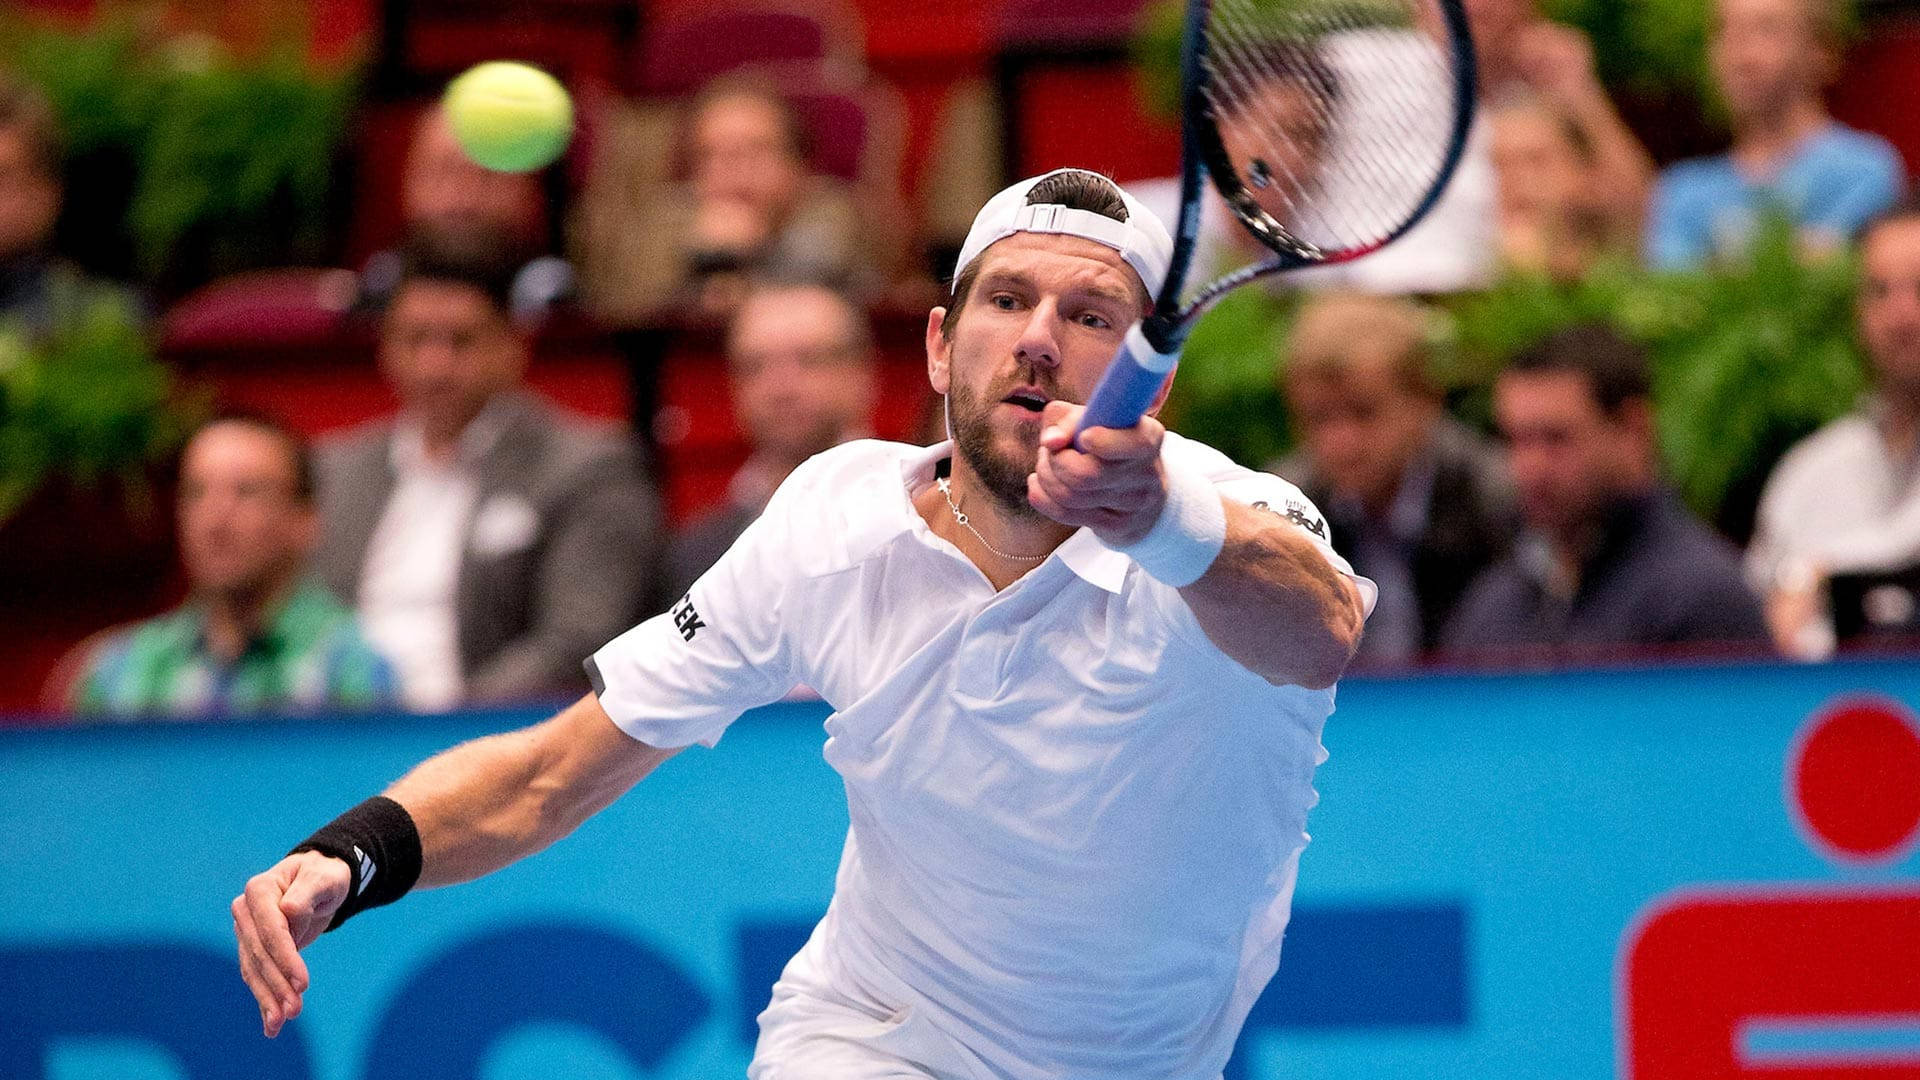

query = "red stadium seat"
[630,3,863,97]
[161,269,362,352]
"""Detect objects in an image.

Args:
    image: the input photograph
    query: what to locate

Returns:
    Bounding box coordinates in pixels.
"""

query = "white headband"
[952,168,1174,298]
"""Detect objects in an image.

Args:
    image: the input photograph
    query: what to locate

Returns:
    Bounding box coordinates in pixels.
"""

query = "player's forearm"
[384,695,674,888]
[1181,501,1363,689]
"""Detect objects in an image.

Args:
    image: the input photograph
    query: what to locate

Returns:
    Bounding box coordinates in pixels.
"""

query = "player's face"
[380,281,528,443]
[1287,360,1438,509]
[728,287,874,465]
[1495,370,1645,537]
[929,233,1147,511]
[1712,0,1829,124]
[177,424,314,599]
[1861,218,1920,401]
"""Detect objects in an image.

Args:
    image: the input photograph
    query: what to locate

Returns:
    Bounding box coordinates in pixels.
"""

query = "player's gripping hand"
[1029,400,1169,547]
[232,851,350,1038]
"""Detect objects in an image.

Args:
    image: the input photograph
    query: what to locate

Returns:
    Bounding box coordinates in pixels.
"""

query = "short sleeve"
[1808,135,1905,238]
[586,488,802,750]
[1645,166,1712,271]
[1212,468,1379,619]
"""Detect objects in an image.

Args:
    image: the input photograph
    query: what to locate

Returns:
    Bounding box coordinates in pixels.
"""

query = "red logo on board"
[1620,697,1920,1078]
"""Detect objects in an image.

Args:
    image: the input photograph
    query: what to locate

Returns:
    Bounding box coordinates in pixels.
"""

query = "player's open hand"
[1030,400,1168,547]
[232,851,350,1038]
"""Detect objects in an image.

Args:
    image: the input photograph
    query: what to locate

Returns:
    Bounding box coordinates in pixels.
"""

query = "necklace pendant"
[955,511,968,525]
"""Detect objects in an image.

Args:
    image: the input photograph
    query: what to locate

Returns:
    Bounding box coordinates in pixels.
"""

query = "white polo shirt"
[590,435,1371,1079]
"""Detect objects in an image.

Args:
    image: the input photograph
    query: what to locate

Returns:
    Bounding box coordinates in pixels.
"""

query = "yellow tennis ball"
[442,61,574,173]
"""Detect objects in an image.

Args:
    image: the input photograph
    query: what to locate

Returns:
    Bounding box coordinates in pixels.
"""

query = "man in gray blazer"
[315,228,661,709]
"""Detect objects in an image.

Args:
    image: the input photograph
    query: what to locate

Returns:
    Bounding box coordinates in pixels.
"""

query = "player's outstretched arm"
[232,693,675,1038]
[1032,402,1363,689]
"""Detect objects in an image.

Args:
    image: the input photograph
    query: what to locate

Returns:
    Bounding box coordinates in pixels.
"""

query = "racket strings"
[1200,0,1463,257]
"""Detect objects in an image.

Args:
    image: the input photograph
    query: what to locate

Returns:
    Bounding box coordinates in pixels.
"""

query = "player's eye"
[990,293,1021,311]
[1076,312,1112,330]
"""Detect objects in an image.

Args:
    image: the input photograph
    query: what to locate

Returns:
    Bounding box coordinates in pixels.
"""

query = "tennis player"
[232,168,1374,1078]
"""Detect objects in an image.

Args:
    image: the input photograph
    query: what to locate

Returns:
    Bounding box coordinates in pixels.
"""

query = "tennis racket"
[1074,0,1476,439]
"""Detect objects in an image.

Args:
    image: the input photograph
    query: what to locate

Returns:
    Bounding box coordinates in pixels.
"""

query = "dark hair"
[390,221,526,318]
[1504,323,1650,416]
[943,170,1134,341]
[0,74,62,181]
[188,409,317,505]
[1860,192,1920,246]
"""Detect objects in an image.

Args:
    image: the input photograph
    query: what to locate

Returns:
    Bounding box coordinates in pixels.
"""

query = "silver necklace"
[937,475,1047,562]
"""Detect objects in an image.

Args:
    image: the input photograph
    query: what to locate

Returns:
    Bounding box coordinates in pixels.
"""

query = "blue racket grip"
[1073,324,1181,447]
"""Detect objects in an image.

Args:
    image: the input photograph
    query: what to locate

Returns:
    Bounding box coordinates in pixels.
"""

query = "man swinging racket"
[232,168,1374,1079]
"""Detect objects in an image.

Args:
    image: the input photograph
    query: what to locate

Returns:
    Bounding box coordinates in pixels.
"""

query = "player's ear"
[926,306,952,396]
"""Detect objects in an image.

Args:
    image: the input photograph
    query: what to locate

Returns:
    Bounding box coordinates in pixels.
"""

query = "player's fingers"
[1026,474,1078,525]
[233,911,278,1034]
[1073,417,1164,462]
[242,877,306,1008]
[1033,453,1110,512]
[1038,446,1164,510]
[233,899,295,1036]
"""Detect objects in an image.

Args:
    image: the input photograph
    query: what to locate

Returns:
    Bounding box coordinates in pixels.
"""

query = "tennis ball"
[442,61,574,173]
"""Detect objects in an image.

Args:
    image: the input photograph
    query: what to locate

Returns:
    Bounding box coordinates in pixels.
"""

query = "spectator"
[1749,197,1920,658]
[1490,91,1641,279]
[1277,293,1518,666]
[358,102,573,322]
[1442,325,1771,661]
[316,228,663,710]
[1131,0,1648,294]
[662,278,875,601]
[576,73,879,325]
[0,74,142,338]
[1645,0,1904,269]
[70,412,397,718]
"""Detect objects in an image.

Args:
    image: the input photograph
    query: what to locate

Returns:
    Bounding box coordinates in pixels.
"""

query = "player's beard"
[947,377,1046,518]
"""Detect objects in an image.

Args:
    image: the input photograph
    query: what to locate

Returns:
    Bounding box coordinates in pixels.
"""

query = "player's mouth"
[1000,386,1050,414]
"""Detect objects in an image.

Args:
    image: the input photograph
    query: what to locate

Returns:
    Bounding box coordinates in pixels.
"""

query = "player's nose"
[1013,302,1062,369]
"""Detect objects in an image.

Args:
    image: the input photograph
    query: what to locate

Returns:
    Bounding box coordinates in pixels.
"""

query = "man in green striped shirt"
[73,412,397,718]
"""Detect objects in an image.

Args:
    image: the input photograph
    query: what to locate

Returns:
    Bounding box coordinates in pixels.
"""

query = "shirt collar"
[893,441,1131,595]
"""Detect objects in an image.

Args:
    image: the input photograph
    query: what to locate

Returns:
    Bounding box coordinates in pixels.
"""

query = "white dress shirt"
[1749,405,1920,658]
[356,412,505,711]
[591,436,1373,1079]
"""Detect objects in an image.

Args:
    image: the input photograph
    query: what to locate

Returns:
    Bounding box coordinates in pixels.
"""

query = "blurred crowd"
[6,0,1920,721]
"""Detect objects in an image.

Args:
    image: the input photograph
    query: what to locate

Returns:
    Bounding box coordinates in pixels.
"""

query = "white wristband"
[1114,456,1226,587]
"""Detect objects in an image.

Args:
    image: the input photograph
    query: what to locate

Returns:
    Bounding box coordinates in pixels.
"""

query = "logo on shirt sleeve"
[1251,499,1328,540]
[671,594,706,643]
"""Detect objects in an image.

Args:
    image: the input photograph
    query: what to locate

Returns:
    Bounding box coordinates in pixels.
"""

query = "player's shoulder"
[752,438,928,578]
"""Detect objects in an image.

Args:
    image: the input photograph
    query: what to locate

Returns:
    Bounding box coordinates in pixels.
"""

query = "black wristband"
[289,795,422,932]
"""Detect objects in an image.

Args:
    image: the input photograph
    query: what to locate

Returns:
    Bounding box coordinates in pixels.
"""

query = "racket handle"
[1074,324,1181,445]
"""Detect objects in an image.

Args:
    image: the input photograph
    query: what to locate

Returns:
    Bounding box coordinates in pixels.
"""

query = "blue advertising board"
[3,658,1918,1079]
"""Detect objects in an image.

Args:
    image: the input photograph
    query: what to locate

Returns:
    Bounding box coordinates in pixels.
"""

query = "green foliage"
[1,12,355,282]
[1449,216,1863,523]
[1166,215,1865,529]
[0,299,199,522]
[1160,287,1300,469]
